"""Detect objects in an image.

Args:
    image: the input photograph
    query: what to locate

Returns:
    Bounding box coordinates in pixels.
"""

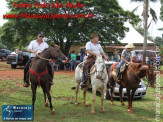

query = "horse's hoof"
[84,104,89,107]
[51,110,55,115]
[127,109,133,114]
[91,111,95,115]
[111,102,114,106]
[121,103,125,106]
[101,109,106,113]
[44,103,48,107]
[75,102,78,106]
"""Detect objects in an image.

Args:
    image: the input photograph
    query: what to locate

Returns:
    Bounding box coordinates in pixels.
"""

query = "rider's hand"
[105,57,109,62]
[33,49,38,54]
[128,62,131,65]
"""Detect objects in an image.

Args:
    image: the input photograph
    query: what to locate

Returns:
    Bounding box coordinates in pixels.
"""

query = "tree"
[131,0,158,62]
[3,0,140,55]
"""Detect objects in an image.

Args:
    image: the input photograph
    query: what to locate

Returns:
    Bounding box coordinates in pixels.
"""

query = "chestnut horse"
[28,45,66,115]
[108,63,149,113]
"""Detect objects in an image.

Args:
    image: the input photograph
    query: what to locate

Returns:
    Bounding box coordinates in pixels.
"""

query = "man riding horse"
[116,43,135,81]
[81,33,109,88]
[23,32,54,87]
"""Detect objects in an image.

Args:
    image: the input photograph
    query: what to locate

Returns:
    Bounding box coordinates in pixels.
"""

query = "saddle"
[111,62,128,76]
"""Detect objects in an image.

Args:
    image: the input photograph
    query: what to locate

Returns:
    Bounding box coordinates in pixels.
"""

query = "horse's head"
[129,63,149,79]
[94,56,105,79]
[49,45,67,60]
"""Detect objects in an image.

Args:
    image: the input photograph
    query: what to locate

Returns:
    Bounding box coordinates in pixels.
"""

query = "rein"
[35,53,51,62]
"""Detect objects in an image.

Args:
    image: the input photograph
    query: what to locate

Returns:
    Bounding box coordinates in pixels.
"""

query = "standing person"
[80,33,109,88]
[137,51,143,63]
[113,49,120,62]
[116,43,135,81]
[23,32,54,87]
[70,51,76,70]
[15,46,22,63]
[155,53,161,70]
[80,50,85,62]
[148,52,155,68]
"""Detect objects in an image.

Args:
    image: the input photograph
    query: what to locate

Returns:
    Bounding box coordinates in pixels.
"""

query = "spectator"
[156,53,161,70]
[113,49,120,62]
[137,52,143,63]
[80,50,85,62]
[148,52,155,67]
[15,46,22,63]
[70,51,76,70]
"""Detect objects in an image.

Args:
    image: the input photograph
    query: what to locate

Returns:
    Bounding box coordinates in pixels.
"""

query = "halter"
[36,53,51,62]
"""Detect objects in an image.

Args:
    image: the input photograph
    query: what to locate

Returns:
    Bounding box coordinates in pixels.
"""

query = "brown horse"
[108,63,149,113]
[29,45,66,115]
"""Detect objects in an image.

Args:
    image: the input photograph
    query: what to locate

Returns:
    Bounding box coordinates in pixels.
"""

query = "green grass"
[0,75,163,122]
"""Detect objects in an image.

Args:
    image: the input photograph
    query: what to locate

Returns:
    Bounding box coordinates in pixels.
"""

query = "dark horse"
[29,45,66,115]
[108,63,149,113]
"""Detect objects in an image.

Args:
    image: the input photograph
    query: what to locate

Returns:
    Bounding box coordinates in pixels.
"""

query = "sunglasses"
[39,36,44,38]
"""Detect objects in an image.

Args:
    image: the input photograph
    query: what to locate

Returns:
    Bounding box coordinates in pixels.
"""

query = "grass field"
[0,75,163,122]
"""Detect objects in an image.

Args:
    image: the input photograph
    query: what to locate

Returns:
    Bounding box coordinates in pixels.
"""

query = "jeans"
[81,69,86,82]
[70,60,76,70]
[116,60,125,78]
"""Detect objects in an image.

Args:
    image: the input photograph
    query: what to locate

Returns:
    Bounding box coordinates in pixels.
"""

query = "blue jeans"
[116,60,125,78]
[70,60,76,70]
[81,69,86,82]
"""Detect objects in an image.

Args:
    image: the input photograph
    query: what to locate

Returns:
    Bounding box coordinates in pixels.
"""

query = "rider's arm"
[101,52,109,61]
[87,50,97,57]
[121,56,129,63]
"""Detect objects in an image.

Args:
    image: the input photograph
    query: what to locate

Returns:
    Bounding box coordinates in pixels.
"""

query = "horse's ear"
[102,55,105,59]
[55,44,60,49]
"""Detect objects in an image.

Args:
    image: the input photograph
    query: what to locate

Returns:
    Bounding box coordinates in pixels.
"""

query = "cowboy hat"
[125,43,135,49]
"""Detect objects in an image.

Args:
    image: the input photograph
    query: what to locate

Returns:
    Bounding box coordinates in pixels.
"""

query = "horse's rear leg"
[83,87,89,106]
[91,86,96,114]
[44,92,48,107]
[101,90,106,113]
[47,91,55,115]
[119,86,125,106]
[75,82,80,106]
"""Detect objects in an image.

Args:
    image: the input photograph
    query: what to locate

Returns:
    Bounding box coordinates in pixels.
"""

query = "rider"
[116,43,134,81]
[23,32,54,87]
[80,33,109,88]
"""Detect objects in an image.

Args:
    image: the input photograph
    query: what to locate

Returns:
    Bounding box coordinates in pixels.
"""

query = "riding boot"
[49,76,54,85]
[81,78,87,88]
[23,72,30,87]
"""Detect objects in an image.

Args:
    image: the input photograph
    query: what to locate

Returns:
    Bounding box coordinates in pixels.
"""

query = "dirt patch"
[53,96,73,101]
[0,61,75,81]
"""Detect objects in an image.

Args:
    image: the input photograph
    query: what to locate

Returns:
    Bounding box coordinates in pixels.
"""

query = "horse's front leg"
[126,88,132,113]
[46,87,55,115]
[44,91,48,107]
[83,87,89,106]
[110,86,114,106]
[119,85,125,106]
[101,89,106,113]
[75,82,80,106]
[91,86,96,114]
[130,89,136,113]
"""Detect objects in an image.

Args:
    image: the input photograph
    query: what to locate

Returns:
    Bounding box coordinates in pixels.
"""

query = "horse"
[75,56,108,114]
[28,45,67,115]
[108,63,149,113]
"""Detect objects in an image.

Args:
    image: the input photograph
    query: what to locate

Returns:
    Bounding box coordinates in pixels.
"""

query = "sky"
[0,0,162,37]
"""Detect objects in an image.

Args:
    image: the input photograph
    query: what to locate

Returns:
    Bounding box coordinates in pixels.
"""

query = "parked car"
[0,49,12,61]
[104,60,147,99]
[6,51,30,69]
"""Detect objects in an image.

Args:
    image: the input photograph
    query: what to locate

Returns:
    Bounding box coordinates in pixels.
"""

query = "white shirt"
[28,40,49,57]
[85,41,104,56]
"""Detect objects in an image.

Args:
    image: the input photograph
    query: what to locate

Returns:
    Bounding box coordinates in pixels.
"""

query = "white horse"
[75,56,108,114]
